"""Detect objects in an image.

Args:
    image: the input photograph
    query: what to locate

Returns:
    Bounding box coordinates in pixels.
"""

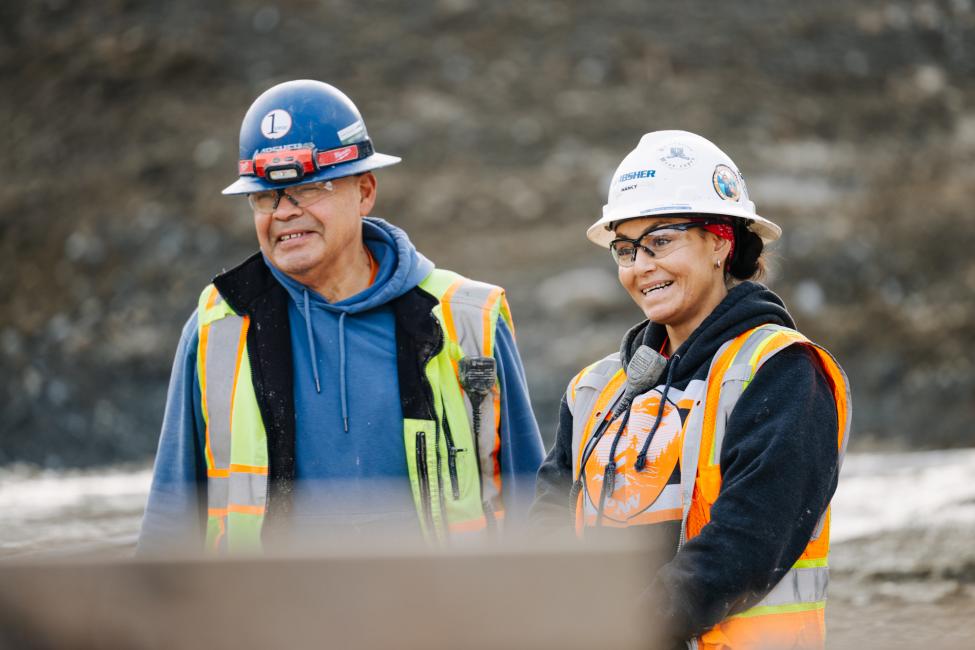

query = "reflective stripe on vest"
[686,324,851,649]
[196,269,509,551]
[197,286,268,553]
[568,324,850,649]
[414,269,513,540]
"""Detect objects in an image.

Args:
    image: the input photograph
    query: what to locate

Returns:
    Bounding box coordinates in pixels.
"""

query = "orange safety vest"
[567,324,851,649]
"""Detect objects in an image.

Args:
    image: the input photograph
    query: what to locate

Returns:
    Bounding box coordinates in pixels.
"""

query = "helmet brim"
[221,152,402,195]
[587,207,782,247]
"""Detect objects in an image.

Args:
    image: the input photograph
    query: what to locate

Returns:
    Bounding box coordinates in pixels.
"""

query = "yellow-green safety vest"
[196,268,513,551]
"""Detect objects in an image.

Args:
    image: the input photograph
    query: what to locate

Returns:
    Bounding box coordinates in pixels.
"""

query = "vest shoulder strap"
[419,268,510,359]
[566,353,622,415]
[197,284,240,326]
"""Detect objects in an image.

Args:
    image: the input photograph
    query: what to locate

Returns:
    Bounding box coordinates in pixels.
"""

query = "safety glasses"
[609,221,717,267]
[247,180,335,214]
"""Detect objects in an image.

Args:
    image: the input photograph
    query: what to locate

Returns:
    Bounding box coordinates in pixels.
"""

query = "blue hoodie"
[138,218,543,552]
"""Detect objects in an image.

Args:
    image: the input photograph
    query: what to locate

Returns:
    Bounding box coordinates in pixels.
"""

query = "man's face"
[251,173,377,284]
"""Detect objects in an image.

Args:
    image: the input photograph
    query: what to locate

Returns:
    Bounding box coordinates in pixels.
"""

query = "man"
[138,80,543,554]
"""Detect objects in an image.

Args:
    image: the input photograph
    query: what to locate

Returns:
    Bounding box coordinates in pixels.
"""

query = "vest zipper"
[415,431,434,532]
[418,322,448,530]
[442,409,461,499]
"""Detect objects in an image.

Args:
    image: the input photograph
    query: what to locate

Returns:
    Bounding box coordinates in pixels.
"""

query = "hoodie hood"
[263,217,435,427]
[620,281,795,387]
[266,216,434,314]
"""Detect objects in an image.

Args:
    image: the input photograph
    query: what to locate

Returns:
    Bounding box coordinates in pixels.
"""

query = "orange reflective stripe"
[482,287,503,356]
[205,285,220,310]
[814,349,850,451]
[208,504,266,517]
[448,515,488,533]
[698,606,825,649]
[229,463,268,475]
[199,320,216,472]
[575,369,626,476]
[491,389,503,498]
[228,315,250,435]
[207,464,268,478]
[439,278,464,377]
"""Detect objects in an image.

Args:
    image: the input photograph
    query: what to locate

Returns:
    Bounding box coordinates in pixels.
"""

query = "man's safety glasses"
[247,180,335,214]
[609,222,717,267]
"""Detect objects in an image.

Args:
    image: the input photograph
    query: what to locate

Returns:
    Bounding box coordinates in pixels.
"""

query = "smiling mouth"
[278,232,311,243]
[641,281,673,295]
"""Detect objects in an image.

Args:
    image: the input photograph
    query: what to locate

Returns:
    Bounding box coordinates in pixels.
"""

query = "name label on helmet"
[337,119,366,144]
[618,169,656,183]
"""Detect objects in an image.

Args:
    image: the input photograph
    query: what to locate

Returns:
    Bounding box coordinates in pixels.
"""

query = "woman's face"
[614,217,730,333]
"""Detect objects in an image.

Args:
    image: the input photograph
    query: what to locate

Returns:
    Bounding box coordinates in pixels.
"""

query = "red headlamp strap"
[238,141,373,180]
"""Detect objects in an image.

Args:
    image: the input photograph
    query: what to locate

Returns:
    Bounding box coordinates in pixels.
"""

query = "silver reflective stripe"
[229,472,268,508]
[444,278,500,358]
[443,278,506,514]
[204,315,244,469]
[568,354,622,475]
[207,474,268,511]
[708,327,786,462]
[710,363,750,462]
[208,475,230,511]
[647,483,681,511]
[754,566,829,608]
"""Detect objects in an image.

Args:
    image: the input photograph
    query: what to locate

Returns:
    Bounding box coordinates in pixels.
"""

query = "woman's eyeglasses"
[609,222,718,267]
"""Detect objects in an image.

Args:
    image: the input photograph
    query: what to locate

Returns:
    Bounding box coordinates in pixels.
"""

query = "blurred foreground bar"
[0,538,654,650]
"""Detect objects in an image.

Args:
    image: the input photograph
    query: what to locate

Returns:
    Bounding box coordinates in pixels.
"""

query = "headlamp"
[238,141,375,183]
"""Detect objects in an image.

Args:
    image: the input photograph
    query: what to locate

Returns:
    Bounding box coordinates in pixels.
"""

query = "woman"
[531,131,851,649]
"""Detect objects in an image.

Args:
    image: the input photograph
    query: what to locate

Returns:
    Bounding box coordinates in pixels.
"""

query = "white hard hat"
[587,130,781,247]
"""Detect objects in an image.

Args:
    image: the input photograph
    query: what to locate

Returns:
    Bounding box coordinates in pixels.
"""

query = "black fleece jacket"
[530,282,842,646]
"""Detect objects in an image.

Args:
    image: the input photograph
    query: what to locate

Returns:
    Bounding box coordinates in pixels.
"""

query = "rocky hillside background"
[2,0,974,467]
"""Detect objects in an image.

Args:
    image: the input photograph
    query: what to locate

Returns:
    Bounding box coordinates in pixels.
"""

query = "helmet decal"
[659,143,695,169]
[260,109,292,139]
[337,119,366,144]
[223,80,401,195]
[589,131,780,246]
[712,164,741,202]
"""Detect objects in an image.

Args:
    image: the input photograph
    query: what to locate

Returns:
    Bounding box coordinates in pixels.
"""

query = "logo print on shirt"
[584,388,686,524]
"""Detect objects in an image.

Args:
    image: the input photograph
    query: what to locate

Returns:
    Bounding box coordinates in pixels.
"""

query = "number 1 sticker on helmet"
[261,109,292,139]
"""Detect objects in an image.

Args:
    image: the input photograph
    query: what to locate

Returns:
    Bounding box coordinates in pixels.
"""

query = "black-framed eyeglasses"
[609,221,718,267]
[247,180,335,214]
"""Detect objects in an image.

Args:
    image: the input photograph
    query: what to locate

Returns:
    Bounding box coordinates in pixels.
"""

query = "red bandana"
[691,217,735,264]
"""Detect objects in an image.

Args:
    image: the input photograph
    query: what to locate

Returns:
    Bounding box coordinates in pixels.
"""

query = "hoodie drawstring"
[635,354,681,472]
[303,288,322,394]
[301,289,350,432]
[338,311,349,432]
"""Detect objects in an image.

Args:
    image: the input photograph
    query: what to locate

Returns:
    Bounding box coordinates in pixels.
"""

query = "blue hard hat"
[222,80,401,195]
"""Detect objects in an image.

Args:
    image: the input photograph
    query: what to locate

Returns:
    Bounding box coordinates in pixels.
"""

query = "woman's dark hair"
[728,218,766,281]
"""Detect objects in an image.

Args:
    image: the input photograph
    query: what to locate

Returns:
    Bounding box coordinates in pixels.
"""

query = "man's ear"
[357,172,378,216]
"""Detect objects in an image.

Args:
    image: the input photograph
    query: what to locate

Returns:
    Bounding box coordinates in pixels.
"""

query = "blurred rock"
[536,267,627,317]
[3,0,975,466]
